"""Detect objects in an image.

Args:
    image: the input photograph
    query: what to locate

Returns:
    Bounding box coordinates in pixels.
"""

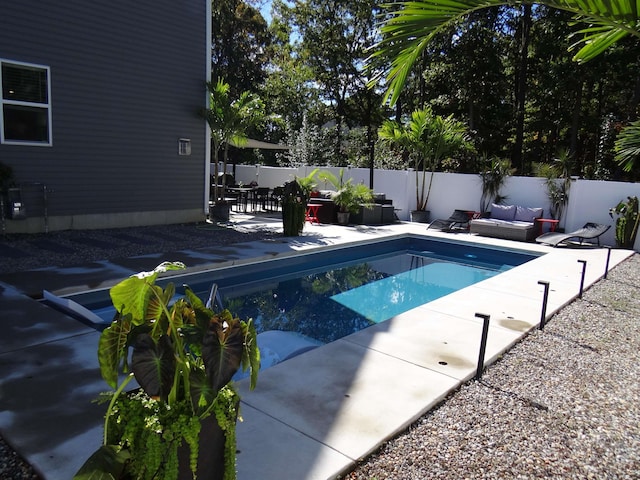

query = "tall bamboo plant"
[535,149,573,225]
[378,106,472,212]
[479,156,515,213]
[204,79,265,204]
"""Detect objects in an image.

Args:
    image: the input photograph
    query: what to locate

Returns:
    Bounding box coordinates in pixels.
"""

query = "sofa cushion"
[514,206,543,223]
[490,203,516,221]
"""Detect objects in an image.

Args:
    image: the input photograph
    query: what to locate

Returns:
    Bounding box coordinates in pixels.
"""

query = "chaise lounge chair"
[428,209,474,232]
[535,222,610,247]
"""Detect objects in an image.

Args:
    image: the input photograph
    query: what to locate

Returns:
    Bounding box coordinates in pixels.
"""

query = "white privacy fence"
[221,164,640,250]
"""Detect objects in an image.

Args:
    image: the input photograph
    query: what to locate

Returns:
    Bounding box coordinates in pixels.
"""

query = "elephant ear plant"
[74,262,260,480]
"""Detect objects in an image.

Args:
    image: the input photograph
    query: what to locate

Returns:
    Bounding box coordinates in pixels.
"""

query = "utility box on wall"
[7,188,26,220]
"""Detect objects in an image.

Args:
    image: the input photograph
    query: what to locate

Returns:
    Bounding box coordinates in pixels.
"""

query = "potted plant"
[378,106,473,222]
[318,169,373,225]
[204,78,265,221]
[478,155,515,213]
[74,262,260,480]
[281,179,308,236]
[534,148,572,230]
[609,196,639,248]
[281,169,318,236]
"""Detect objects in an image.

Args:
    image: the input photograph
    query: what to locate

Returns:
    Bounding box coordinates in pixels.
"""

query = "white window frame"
[0,59,52,146]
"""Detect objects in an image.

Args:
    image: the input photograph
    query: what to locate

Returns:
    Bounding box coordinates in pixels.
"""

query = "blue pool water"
[331,261,498,324]
[54,236,538,370]
[214,252,504,346]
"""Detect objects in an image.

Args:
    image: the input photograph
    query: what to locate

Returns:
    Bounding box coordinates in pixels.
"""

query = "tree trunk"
[512,4,532,173]
[569,78,584,157]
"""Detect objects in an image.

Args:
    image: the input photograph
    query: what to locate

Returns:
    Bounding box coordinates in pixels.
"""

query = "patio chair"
[253,187,271,211]
[535,222,610,247]
[270,186,284,211]
[427,209,474,232]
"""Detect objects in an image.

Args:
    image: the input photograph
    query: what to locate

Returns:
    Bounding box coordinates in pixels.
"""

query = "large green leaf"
[241,319,260,391]
[184,285,214,333]
[131,334,176,400]
[109,262,185,323]
[98,314,132,389]
[189,368,217,412]
[202,312,245,393]
[370,0,639,105]
[73,445,130,480]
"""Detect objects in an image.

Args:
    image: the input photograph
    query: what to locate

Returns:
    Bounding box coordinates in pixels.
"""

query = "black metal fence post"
[475,313,490,381]
[538,280,550,330]
[578,260,587,298]
[604,246,611,279]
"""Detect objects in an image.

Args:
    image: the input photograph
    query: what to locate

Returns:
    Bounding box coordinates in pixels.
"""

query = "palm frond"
[369,0,639,105]
[615,120,640,173]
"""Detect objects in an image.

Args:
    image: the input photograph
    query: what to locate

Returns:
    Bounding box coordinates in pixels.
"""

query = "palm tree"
[615,119,640,174]
[378,106,473,213]
[204,79,265,203]
[369,0,640,173]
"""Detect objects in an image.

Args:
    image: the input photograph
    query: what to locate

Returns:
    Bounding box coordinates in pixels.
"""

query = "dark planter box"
[308,198,338,224]
[352,204,382,225]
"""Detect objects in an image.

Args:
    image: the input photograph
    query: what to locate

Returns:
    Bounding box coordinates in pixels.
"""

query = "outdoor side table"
[536,218,559,235]
[305,204,321,224]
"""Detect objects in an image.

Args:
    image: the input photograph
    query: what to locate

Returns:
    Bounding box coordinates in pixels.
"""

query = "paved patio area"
[0,214,634,479]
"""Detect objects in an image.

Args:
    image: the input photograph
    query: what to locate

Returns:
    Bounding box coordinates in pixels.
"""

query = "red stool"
[305,204,321,224]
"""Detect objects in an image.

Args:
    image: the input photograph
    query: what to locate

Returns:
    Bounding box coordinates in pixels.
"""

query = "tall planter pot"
[177,404,238,480]
[336,211,350,225]
[282,201,306,236]
[210,202,231,222]
[410,210,430,223]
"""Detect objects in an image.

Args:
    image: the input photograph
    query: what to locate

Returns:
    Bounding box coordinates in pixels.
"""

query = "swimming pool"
[48,236,539,370]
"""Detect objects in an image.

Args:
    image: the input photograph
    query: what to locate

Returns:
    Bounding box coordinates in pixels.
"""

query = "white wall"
[221,163,640,250]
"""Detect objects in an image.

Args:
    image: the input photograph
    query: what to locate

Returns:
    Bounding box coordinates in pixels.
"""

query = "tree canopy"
[208,0,639,179]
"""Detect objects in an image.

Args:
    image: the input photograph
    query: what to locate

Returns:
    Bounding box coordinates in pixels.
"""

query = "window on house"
[1,60,52,145]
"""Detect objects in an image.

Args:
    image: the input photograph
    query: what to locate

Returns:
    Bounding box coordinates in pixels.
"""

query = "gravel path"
[1,224,638,479]
[0,222,278,275]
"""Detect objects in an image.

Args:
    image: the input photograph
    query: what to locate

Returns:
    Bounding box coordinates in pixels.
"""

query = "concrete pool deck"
[0,216,634,479]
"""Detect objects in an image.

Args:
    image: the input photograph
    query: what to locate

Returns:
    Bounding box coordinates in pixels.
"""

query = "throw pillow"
[514,206,543,222]
[490,203,516,221]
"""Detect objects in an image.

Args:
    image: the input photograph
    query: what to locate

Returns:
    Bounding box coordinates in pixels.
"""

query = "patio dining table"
[226,186,256,213]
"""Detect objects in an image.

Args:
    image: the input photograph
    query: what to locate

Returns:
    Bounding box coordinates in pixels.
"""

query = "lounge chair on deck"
[428,209,474,232]
[535,222,610,247]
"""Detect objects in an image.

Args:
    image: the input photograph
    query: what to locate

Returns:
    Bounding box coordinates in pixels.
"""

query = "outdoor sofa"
[470,203,543,242]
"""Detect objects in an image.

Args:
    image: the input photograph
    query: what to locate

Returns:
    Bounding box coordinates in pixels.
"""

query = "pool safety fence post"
[475,313,490,381]
[578,260,587,298]
[604,246,612,279]
[538,281,550,330]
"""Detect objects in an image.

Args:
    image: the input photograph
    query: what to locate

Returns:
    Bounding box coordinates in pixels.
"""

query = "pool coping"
[0,220,634,480]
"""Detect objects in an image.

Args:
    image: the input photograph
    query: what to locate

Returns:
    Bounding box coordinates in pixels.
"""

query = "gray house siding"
[0,1,209,232]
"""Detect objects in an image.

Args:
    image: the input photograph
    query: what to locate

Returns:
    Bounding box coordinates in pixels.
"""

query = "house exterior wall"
[1,0,209,232]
